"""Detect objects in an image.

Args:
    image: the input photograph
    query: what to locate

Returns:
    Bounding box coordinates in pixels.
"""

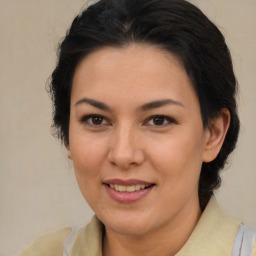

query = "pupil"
[92,116,103,125]
[153,116,164,125]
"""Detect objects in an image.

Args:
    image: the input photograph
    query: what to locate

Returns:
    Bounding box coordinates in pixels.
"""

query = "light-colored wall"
[0,0,255,255]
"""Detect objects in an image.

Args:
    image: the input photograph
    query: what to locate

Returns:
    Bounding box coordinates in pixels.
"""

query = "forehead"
[73,44,185,82]
[71,44,197,108]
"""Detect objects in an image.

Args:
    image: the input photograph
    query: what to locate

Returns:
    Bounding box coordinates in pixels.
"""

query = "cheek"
[149,130,204,186]
[148,135,204,213]
[69,133,108,194]
[70,130,107,168]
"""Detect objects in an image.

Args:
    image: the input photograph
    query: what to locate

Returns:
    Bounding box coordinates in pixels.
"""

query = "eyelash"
[80,114,110,126]
[145,115,177,126]
[80,114,177,127]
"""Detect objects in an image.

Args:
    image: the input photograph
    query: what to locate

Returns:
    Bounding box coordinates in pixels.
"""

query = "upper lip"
[103,179,154,186]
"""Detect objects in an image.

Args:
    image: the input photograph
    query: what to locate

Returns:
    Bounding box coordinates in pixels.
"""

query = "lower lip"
[103,184,154,203]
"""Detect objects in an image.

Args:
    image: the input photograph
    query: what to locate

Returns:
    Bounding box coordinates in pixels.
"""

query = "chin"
[99,208,161,237]
[107,220,150,237]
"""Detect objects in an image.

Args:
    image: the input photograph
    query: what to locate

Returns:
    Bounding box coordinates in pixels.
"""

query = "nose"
[107,125,145,170]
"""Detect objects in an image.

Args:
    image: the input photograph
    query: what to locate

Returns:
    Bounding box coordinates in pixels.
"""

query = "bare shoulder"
[18,227,72,256]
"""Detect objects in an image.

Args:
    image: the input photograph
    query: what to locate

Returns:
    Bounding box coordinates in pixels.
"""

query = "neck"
[103,200,201,256]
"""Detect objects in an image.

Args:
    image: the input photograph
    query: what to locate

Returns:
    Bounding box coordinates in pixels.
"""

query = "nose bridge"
[108,122,144,169]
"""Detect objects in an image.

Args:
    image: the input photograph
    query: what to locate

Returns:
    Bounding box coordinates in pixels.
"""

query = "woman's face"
[69,44,212,237]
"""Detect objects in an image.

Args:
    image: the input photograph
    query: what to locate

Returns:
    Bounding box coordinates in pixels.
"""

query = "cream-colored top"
[19,197,256,256]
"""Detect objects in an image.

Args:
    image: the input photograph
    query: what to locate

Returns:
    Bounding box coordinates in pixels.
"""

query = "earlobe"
[203,108,230,163]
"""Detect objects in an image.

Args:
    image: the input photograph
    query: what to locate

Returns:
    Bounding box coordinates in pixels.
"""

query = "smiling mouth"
[107,184,153,193]
[103,180,155,203]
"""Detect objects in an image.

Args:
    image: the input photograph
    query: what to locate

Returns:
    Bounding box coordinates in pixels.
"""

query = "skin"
[68,44,230,256]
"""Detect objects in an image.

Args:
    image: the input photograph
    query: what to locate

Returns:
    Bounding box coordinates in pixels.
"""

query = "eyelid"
[79,114,177,127]
[80,114,110,126]
[144,115,177,126]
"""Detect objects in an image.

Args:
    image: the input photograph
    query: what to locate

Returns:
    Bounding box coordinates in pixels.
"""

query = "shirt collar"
[76,196,241,256]
[175,196,241,255]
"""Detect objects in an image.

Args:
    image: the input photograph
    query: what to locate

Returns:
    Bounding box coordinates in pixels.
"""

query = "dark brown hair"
[49,0,240,204]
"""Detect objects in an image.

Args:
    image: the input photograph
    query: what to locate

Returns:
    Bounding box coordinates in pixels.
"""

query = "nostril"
[107,145,145,170]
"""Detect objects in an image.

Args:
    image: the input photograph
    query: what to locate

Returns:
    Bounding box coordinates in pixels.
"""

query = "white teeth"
[118,185,126,192]
[126,185,134,192]
[109,184,149,192]
[135,184,140,190]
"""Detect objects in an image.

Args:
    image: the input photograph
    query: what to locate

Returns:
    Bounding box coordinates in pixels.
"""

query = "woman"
[19,0,255,255]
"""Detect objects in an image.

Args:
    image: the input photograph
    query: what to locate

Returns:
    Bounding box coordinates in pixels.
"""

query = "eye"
[80,115,109,126]
[146,115,176,126]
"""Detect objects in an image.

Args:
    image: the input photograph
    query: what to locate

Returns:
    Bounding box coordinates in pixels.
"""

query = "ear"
[202,108,230,163]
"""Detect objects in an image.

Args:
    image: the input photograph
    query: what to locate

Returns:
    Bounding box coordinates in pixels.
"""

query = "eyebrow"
[75,97,184,112]
[139,99,184,111]
[75,98,112,111]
